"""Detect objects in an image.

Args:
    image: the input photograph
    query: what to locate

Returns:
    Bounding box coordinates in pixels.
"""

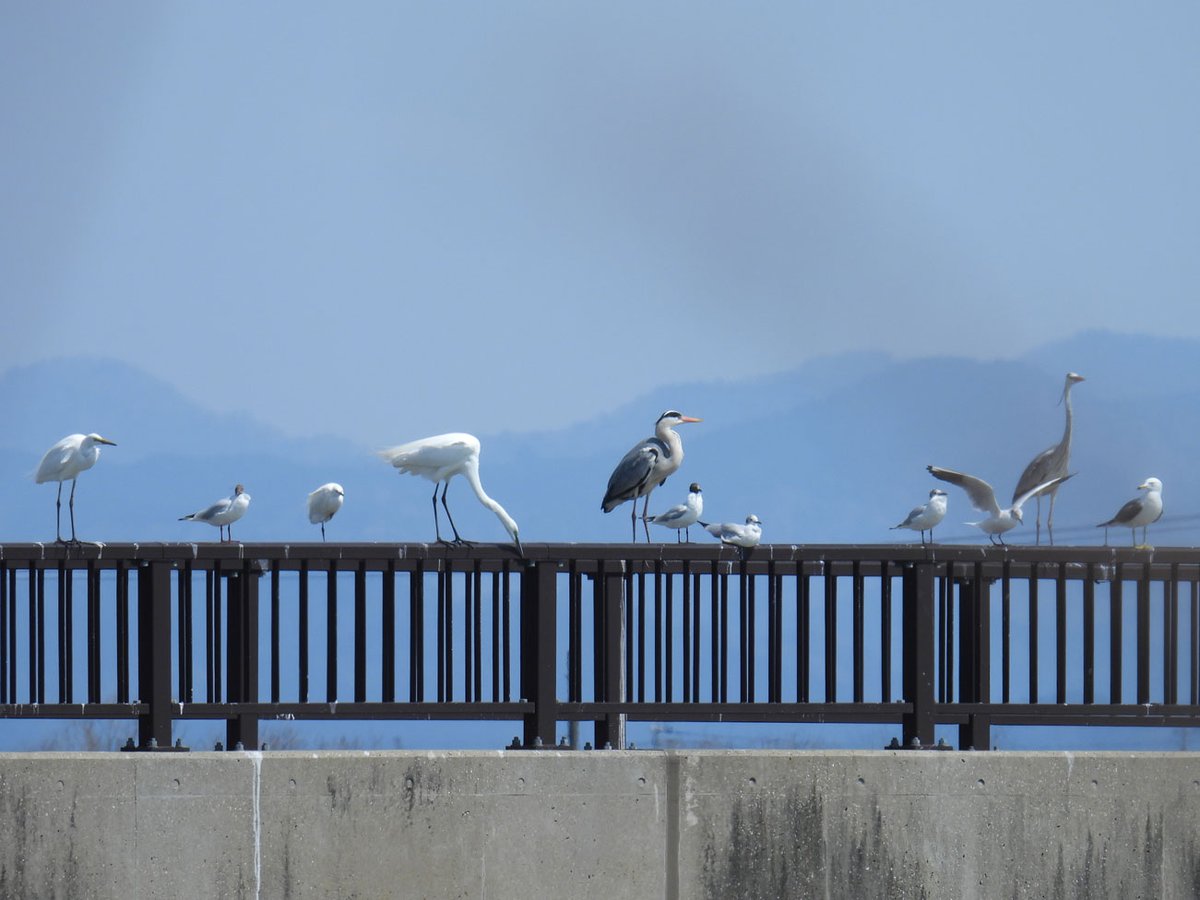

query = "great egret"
[1012,372,1085,545]
[377,432,522,555]
[307,483,345,541]
[891,489,948,544]
[1097,477,1163,548]
[700,514,762,548]
[601,410,702,541]
[179,484,251,542]
[648,483,703,542]
[35,432,117,543]
[928,465,1071,545]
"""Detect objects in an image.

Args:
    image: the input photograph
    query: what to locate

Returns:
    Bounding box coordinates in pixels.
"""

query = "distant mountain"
[1,332,1197,547]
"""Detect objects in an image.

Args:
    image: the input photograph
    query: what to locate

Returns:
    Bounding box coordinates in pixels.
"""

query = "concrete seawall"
[2,750,1199,898]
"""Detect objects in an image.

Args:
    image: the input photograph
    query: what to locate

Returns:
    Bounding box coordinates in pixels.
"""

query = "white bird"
[307,482,345,541]
[648,483,703,542]
[891,489,948,544]
[928,465,1071,545]
[1097,477,1163,548]
[35,432,117,543]
[1012,372,1085,545]
[700,514,762,548]
[602,410,702,541]
[179,484,251,542]
[377,432,522,555]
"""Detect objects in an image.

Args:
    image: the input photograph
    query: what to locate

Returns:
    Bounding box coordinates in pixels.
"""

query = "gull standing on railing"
[179,484,251,542]
[378,432,522,556]
[891,488,948,544]
[700,514,762,548]
[307,482,345,541]
[35,432,118,543]
[1012,372,1085,545]
[928,465,1070,545]
[602,410,702,541]
[1097,477,1163,548]
[648,483,703,542]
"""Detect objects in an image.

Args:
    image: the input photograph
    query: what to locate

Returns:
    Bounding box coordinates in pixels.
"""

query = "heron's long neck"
[1061,383,1075,451]
[461,462,517,536]
[656,424,683,461]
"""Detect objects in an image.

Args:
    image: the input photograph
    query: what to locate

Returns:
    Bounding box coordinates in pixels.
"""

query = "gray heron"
[601,410,702,541]
[928,465,1071,545]
[378,432,522,555]
[648,483,703,542]
[307,482,345,541]
[180,484,251,542]
[1012,372,1085,545]
[700,514,762,548]
[1097,477,1163,548]
[35,432,117,543]
[891,488,948,544]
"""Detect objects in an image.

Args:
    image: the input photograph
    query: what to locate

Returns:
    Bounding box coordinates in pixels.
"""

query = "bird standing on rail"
[1012,372,1085,546]
[891,489,948,544]
[1097,477,1163,548]
[179,484,251,542]
[307,482,345,541]
[601,410,702,541]
[700,514,762,548]
[378,432,523,556]
[648,483,703,542]
[35,432,117,543]
[928,465,1070,545]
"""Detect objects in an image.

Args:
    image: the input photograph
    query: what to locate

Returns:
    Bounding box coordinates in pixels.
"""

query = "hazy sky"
[5,4,1200,444]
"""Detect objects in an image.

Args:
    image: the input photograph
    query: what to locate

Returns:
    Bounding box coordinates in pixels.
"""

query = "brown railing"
[1,543,1198,750]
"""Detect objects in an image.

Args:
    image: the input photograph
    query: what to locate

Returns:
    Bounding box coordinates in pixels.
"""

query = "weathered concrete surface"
[1,750,1198,899]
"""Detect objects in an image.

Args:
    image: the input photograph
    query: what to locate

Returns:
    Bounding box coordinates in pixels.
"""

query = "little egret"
[648,483,703,542]
[891,489,948,544]
[180,484,251,542]
[377,432,522,555]
[307,483,345,541]
[601,410,702,541]
[928,465,1071,545]
[35,432,117,543]
[700,514,762,548]
[1012,372,1085,545]
[1097,477,1163,548]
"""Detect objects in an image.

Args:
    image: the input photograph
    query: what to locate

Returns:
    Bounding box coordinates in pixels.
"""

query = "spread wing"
[927,466,1001,516]
[1013,474,1072,513]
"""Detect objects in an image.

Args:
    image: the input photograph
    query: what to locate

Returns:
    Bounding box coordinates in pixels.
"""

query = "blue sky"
[5,4,1200,445]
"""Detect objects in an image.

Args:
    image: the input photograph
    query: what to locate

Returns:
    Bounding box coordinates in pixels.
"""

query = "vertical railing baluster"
[0,562,6,703]
[798,566,810,703]
[654,562,663,704]
[769,562,781,704]
[902,561,936,748]
[325,559,336,703]
[1165,564,1179,705]
[473,565,482,704]
[463,564,473,703]
[629,571,639,704]
[116,563,129,704]
[1110,571,1123,703]
[138,562,173,748]
[492,570,502,704]
[1137,562,1151,705]
[1056,564,1067,705]
[4,566,14,704]
[945,573,955,704]
[880,563,892,704]
[852,561,864,704]
[59,562,70,704]
[739,563,748,702]
[691,569,701,702]
[1001,561,1011,704]
[521,562,558,747]
[214,569,224,703]
[271,566,281,704]
[719,566,729,703]
[1028,566,1038,704]
[824,563,837,703]
[1083,564,1095,704]
[299,561,310,704]
[1191,579,1199,706]
[382,561,396,703]
[501,562,511,703]
[176,567,188,703]
[408,563,422,702]
[682,566,691,703]
[444,564,454,702]
[747,562,756,703]
[664,563,673,703]
[354,561,367,703]
[567,565,580,704]
[87,563,100,704]
[36,567,45,704]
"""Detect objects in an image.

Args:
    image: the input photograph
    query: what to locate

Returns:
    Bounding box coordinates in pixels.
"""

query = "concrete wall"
[2,750,1199,899]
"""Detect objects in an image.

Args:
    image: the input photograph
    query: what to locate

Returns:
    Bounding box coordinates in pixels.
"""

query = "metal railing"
[1,542,1198,750]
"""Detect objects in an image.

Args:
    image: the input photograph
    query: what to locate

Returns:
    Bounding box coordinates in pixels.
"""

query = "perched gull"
[700,514,762,548]
[1012,372,1085,545]
[928,466,1071,545]
[307,482,345,541]
[1097,477,1163,548]
[35,432,117,543]
[891,489,948,544]
[180,484,251,542]
[648,483,703,542]
[378,432,522,555]
[601,410,702,542]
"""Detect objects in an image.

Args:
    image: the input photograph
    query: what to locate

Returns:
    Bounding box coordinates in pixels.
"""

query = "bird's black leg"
[640,496,652,542]
[431,484,448,544]
[1034,495,1042,546]
[441,482,469,545]
[1046,493,1056,547]
[68,478,79,544]
[321,522,327,542]
[54,481,64,543]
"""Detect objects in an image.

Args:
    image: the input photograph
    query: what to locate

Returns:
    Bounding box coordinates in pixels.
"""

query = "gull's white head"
[1138,477,1163,492]
[928,489,948,499]
[746,515,761,526]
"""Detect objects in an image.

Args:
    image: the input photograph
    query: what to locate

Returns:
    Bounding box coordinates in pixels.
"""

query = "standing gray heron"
[378,432,522,556]
[648,483,703,542]
[35,432,117,543]
[891,488,948,544]
[1012,372,1085,545]
[1097,477,1163,548]
[601,410,702,541]
[929,465,1071,545]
